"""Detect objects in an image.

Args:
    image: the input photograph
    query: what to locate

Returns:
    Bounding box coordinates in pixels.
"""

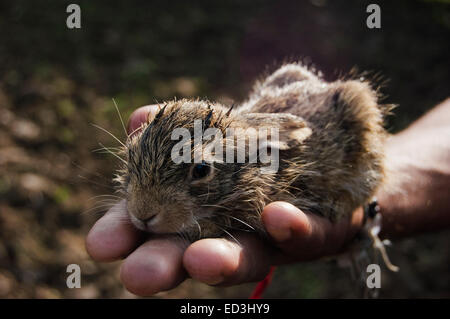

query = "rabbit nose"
[138,214,157,224]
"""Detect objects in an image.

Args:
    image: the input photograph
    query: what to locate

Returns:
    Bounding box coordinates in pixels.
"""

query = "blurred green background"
[0,0,449,298]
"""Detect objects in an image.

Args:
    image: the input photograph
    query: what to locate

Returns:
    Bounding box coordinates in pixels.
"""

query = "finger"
[120,238,189,296]
[183,234,275,286]
[262,202,363,261]
[127,104,160,136]
[86,200,144,262]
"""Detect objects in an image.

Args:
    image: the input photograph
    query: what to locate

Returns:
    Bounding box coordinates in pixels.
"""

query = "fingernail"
[263,202,298,242]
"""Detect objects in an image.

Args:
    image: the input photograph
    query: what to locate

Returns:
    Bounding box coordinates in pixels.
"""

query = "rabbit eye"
[191,161,211,180]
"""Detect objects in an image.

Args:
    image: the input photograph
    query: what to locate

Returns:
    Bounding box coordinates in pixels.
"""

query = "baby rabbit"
[115,63,390,241]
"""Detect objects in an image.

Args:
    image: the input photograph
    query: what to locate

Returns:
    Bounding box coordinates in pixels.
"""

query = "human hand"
[85,105,364,296]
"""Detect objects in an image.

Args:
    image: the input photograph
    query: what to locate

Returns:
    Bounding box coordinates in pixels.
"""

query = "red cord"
[249,266,276,299]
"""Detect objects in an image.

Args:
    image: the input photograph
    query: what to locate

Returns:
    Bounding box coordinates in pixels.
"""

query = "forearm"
[377,98,450,238]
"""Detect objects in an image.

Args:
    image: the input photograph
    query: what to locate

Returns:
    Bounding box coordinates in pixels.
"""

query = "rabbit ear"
[239,113,312,150]
[260,63,319,89]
